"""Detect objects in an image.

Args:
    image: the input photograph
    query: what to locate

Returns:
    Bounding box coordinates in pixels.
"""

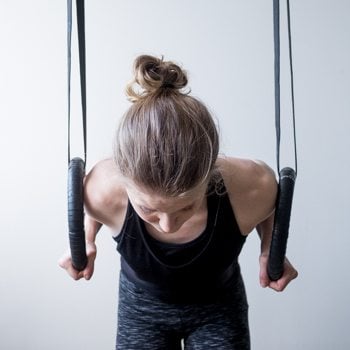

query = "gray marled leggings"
[116,272,250,350]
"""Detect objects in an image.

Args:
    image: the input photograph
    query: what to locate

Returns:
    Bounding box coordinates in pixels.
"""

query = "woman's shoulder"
[216,156,278,234]
[217,156,276,190]
[84,158,128,228]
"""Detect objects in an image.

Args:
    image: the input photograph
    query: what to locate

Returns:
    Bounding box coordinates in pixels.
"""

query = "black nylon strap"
[273,0,297,174]
[67,0,72,163]
[67,0,87,165]
[286,0,297,174]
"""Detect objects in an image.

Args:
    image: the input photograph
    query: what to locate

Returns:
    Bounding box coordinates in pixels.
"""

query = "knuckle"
[72,274,80,281]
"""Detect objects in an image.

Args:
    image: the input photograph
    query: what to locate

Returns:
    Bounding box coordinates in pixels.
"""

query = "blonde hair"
[114,55,219,196]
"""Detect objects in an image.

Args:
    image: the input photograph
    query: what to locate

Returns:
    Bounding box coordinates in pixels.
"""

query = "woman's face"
[125,182,207,235]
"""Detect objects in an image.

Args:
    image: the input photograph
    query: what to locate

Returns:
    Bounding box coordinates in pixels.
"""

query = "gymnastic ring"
[267,167,296,281]
[67,157,88,271]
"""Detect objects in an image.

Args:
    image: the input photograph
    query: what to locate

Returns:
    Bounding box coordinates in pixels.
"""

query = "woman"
[60,55,298,349]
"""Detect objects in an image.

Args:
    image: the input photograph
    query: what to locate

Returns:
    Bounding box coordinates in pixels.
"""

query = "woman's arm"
[219,156,298,291]
[59,158,128,280]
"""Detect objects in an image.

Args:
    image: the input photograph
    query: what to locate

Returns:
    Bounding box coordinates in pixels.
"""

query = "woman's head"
[114,55,219,196]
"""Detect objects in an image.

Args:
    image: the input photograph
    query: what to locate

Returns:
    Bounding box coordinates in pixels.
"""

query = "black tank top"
[114,181,247,303]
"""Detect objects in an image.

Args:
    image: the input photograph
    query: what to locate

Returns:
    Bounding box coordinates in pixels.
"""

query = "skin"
[59,156,298,292]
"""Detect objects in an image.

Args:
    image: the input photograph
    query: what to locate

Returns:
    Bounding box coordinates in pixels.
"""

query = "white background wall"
[0,1,349,349]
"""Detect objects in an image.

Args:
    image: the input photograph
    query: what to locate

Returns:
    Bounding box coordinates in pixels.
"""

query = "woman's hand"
[259,254,298,292]
[58,241,97,281]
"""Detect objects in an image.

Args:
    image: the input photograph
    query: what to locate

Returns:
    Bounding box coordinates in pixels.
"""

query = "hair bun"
[126,55,188,102]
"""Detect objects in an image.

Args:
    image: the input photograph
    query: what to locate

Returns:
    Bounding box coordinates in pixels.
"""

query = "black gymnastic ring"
[267,167,296,281]
[67,157,88,271]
